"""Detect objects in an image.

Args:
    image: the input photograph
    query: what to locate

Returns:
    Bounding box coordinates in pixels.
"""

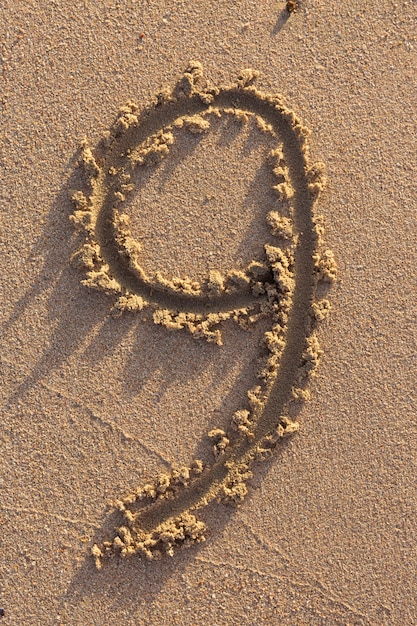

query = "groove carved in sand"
[70,63,336,568]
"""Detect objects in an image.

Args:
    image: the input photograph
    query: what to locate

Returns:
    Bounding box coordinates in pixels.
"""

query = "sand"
[1,1,416,624]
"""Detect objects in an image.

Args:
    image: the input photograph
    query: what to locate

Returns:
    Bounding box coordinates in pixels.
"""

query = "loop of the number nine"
[70,63,337,568]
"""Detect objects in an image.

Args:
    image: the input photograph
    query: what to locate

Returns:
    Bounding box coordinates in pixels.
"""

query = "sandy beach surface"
[1,1,416,624]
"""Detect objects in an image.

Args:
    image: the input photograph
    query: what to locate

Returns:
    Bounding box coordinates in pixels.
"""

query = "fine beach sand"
[1,1,416,624]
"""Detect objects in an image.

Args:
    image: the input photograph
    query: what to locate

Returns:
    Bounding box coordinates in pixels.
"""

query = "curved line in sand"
[70,64,336,566]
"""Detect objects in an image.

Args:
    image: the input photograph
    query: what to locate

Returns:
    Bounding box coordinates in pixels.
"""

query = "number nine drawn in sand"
[70,63,336,568]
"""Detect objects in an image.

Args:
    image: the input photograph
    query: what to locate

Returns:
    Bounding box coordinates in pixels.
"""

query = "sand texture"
[1,1,416,624]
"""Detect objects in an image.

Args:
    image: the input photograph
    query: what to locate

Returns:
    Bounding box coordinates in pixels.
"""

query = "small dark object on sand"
[286,0,298,12]
[0,608,4,618]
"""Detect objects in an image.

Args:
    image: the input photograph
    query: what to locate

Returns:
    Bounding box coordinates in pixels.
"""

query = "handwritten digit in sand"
[70,63,336,568]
